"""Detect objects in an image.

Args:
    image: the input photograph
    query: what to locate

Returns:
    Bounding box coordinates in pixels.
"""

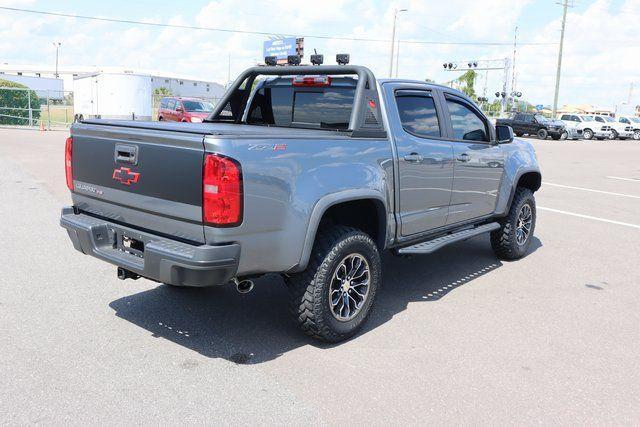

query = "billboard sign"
[263,37,298,60]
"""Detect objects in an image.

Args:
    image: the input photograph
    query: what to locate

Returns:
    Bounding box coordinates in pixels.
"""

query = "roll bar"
[207,65,385,137]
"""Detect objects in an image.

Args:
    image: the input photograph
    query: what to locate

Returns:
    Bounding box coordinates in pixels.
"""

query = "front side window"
[595,116,604,122]
[446,98,489,142]
[396,94,440,138]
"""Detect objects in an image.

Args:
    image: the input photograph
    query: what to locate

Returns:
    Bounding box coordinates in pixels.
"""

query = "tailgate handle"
[115,144,138,165]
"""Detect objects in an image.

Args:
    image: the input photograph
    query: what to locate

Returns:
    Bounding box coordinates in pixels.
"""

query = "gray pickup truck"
[60,64,541,342]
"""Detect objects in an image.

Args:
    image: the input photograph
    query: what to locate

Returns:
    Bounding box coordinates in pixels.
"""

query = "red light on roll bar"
[292,76,332,87]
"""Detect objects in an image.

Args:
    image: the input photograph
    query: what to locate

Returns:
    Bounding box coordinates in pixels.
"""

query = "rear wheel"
[491,187,536,260]
[609,130,618,140]
[560,131,568,140]
[537,128,548,140]
[286,226,381,342]
[633,130,640,140]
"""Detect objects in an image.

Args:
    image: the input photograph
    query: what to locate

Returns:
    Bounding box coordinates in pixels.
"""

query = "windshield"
[534,114,549,123]
[630,117,640,123]
[603,116,615,122]
[182,100,214,112]
[580,115,594,121]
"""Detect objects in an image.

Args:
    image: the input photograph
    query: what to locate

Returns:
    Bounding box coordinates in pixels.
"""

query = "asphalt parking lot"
[1,128,639,424]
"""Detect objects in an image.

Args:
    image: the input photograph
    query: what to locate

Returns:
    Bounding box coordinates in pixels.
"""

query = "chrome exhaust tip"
[233,278,254,294]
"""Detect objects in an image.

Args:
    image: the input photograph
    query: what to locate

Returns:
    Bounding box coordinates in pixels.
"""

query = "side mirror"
[496,124,514,144]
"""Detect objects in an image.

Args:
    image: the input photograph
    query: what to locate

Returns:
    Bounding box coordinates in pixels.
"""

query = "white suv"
[559,114,612,140]
[593,115,634,140]
[617,116,640,140]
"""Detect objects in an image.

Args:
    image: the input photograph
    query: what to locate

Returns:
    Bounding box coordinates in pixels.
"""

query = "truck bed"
[81,119,355,138]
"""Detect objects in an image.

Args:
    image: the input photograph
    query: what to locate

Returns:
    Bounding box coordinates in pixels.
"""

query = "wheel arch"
[290,191,389,273]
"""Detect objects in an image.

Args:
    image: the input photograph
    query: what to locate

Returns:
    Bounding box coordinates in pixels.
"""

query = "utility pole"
[552,0,570,117]
[627,82,634,104]
[511,25,518,95]
[395,40,401,78]
[389,8,407,78]
[53,42,62,78]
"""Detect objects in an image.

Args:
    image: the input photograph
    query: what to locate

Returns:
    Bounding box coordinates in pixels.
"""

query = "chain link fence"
[0,86,74,128]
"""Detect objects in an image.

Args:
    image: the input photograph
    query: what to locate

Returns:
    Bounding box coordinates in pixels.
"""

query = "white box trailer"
[73,73,152,121]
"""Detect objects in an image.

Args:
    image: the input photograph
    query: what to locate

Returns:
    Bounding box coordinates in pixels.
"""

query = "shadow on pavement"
[109,235,542,364]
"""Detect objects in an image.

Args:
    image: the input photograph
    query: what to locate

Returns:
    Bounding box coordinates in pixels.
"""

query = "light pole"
[53,42,62,79]
[389,8,407,78]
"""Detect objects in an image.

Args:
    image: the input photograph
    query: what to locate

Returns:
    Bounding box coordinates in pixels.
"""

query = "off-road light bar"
[264,56,277,66]
[310,54,324,65]
[336,54,350,65]
[287,55,301,66]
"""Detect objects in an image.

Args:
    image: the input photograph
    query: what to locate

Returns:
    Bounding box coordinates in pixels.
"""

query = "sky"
[0,0,638,109]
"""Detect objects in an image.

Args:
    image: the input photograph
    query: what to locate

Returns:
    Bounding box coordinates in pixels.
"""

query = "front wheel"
[609,130,618,140]
[491,187,536,260]
[633,130,640,140]
[583,128,594,140]
[537,128,548,140]
[286,226,381,342]
[560,131,568,140]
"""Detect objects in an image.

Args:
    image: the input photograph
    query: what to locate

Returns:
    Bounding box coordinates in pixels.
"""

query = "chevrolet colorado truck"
[496,112,565,140]
[60,64,541,342]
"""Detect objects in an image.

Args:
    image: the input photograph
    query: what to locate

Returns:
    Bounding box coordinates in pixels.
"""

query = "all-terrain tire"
[491,187,536,260]
[286,226,382,343]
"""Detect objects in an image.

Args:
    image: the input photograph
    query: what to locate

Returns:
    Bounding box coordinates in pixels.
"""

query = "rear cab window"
[246,77,356,130]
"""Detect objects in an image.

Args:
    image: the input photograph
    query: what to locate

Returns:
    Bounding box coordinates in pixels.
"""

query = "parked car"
[158,97,214,123]
[617,115,640,140]
[496,112,565,140]
[559,121,582,140]
[559,114,612,140]
[60,64,541,342]
[592,115,634,140]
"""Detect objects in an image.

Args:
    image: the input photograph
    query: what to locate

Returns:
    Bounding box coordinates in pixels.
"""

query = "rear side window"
[515,113,525,121]
[396,94,440,138]
[160,98,168,109]
[446,98,489,142]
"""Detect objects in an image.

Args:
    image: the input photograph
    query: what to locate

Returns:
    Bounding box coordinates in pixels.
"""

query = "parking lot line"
[606,176,640,183]
[538,206,640,230]
[542,182,640,199]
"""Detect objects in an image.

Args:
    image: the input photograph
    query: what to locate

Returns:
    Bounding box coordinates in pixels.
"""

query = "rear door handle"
[403,153,423,163]
[456,153,471,162]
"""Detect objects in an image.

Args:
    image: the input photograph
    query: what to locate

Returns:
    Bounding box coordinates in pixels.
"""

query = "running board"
[398,222,501,255]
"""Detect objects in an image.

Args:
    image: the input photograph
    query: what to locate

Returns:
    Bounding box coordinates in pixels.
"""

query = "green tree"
[153,86,172,96]
[0,79,41,125]
[456,70,477,99]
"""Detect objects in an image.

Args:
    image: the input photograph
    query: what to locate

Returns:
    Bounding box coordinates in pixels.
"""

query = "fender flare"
[503,168,541,214]
[289,189,388,273]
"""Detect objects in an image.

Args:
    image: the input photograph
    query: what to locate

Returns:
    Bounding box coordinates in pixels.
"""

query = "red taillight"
[292,75,332,87]
[203,153,243,226]
[65,136,73,191]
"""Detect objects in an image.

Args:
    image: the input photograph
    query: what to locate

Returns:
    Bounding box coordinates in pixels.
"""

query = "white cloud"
[0,0,638,108]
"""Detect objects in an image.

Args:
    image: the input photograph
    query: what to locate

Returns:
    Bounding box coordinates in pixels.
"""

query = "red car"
[158,97,214,123]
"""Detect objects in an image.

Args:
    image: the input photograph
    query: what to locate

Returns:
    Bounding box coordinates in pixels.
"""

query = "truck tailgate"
[70,122,206,243]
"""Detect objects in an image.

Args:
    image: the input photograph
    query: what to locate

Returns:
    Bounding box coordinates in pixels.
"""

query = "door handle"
[456,153,471,162]
[403,153,423,163]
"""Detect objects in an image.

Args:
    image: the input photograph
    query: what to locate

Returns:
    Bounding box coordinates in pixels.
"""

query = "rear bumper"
[60,207,240,287]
